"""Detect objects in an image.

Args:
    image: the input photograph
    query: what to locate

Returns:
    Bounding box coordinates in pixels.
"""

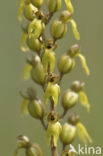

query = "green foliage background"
[0,0,103,155]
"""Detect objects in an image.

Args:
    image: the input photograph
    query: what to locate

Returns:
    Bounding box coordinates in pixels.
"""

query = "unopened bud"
[71,81,85,93]
[58,54,74,74]
[51,19,68,40]
[62,90,79,110]
[68,44,80,57]
[47,0,61,13]
[17,135,30,148]
[26,35,42,53]
[60,123,76,145]
[24,4,37,21]
[59,10,72,23]
[31,56,45,85]
[28,99,45,119]
[68,113,80,125]
[31,0,44,8]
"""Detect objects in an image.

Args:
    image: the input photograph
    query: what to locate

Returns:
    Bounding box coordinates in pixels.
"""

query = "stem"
[58,73,63,85]
[50,98,55,111]
[51,137,58,156]
[40,118,47,130]
[60,109,67,119]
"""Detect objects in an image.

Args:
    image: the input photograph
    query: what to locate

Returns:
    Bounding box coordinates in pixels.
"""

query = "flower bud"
[62,90,79,110]
[17,135,30,148]
[47,0,61,13]
[26,35,42,53]
[42,48,55,73]
[30,56,45,85]
[68,44,80,57]
[71,81,85,93]
[58,54,75,74]
[26,143,43,156]
[31,0,44,8]
[47,121,62,147]
[28,19,45,39]
[26,147,37,156]
[51,19,68,40]
[24,4,37,21]
[60,123,76,145]
[62,150,75,156]
[59,10,72,23]
[68,113,80,125]
[28,99,45,119]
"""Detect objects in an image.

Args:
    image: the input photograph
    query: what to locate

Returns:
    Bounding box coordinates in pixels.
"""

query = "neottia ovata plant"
[14,0,92,155]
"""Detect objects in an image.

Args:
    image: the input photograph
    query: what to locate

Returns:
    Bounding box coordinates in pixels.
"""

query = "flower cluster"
[14,0,92,155]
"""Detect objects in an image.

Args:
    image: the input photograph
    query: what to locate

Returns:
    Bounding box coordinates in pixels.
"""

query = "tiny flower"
[59,10,73,23]
[50,19,68,40]
[14,135,43,156]
[44,74,60,106]
[68,113,92,144]
[42,40,55,72]
[47,111,62,147]
[58,44,90,76]
[71,81,90,112]
[20,87,45,119]
[59,10,80,40]
[31,0,44,8]
[47,0,62,13]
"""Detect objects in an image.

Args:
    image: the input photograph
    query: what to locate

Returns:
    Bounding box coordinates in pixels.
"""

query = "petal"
[77,122,93,143]
[77,53,90,75]
[64,0,74,13]
[21,64,32,80]
[70,19,80,40]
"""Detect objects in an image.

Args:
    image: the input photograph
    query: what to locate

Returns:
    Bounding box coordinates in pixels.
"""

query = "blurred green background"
[0,0,103,155]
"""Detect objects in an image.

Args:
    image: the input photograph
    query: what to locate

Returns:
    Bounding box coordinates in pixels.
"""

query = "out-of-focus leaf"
[21,99,29,116]
[17,0,25,21]
[21,64,32,80]
[21,33,29,52]
[79,91,90,112]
